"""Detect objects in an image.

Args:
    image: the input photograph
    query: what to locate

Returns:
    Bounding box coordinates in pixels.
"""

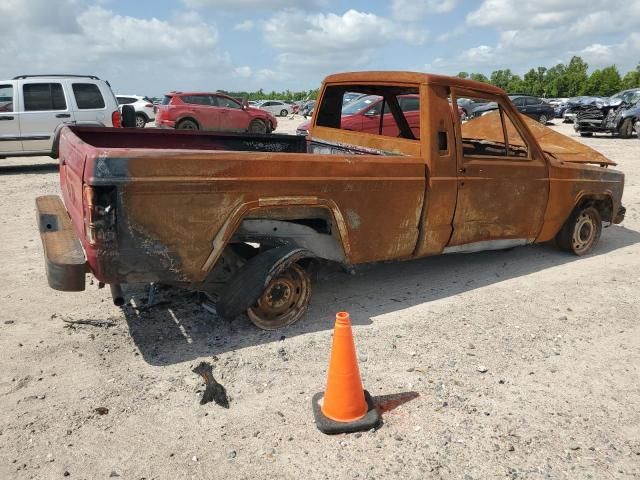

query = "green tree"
[522,67,547,96]
[621,63,640,89]
[469,73,489,83]
[456,72,469,79]
[544,63,567,97]
[564,56,589,96]
[586,66,621,96]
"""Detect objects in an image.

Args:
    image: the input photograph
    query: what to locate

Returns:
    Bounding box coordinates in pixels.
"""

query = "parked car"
[116,95,155,128]
[296,94,420,137]
[0,74,121,158]
[37,71,625,331]
[457,97,489,118]
[472,95,555,124]
[574,88,640,138]
[560,96,603,123]
[255,100,291,117]
[155,92,277,134]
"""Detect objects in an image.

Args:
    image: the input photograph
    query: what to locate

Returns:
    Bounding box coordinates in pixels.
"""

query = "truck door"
[448,90,548,250]
[0,82,22,154]
[20,81,75,153]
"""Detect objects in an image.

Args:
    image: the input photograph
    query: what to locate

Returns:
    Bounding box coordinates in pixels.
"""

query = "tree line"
[218,88,320,103]
[457,56,640,98]
[220,56,640,102]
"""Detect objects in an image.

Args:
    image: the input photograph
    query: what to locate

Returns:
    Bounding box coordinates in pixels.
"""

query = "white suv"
[116,95,155,128]
[0,75,121,158]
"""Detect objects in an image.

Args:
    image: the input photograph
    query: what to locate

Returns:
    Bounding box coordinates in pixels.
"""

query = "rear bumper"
[155,119,175,128]
[35,195,86,291]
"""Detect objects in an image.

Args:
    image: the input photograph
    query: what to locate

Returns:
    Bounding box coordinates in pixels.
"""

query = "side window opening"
[23,83,67,111]
[315,85,420,140]
[454,93,529,159]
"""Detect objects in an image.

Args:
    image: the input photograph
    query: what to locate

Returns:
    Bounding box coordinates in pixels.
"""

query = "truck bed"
[69,126,308,153]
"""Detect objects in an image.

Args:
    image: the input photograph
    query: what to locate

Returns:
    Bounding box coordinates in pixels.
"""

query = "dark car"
[472,95,555,124]
[574,88,640,138]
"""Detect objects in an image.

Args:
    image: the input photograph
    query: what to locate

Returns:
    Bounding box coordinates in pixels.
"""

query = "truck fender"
[51,122,106,159]
[200,198,353,274]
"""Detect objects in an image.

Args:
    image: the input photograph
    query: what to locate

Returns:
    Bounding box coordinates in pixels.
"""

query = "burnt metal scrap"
[192,361,229,408]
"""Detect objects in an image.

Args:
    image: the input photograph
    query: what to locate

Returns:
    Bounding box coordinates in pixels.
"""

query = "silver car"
[1,74,120,159]
[255,100,290,117]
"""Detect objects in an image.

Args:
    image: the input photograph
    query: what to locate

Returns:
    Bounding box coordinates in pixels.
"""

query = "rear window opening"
[161,95,173,105]
[315,85,420,140]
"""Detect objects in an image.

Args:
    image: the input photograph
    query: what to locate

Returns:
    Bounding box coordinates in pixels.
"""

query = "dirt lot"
[1,119,639,479]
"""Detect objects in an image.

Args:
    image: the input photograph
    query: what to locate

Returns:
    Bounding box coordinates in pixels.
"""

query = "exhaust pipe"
[109,283,125,307]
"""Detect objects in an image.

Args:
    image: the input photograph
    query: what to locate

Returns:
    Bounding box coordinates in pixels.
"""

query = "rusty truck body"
[36,71,625,329]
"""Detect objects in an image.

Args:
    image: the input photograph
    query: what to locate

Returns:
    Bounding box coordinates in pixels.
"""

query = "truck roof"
[323,71,505,95]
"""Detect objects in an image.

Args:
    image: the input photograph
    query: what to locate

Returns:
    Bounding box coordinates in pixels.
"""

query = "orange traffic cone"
[312,312,381,434]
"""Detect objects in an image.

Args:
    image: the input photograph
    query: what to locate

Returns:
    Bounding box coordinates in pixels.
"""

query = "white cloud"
[233,66,252,77]
[576,33,640,70]
[183,0,325,9]
[263,8,426,74]
[392,0,460,21]
[436,25,464,43]
[233,19,254,31]
[0,1,232,94]
[449,0,640,73]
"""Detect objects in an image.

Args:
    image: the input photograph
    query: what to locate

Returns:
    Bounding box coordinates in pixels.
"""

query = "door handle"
[56,113,71,118]
[459,167,466,174]
[0,115,14,121]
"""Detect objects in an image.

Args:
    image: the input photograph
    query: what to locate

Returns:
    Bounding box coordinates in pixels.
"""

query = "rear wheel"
[248,119,267,134]
[216,246,313,329]
[579,132,593,137]
[556,205,602,256]
[177,119,199,130]
[135,114,146,129]
[247,263,311,330]
[280,109,288,117]
[635,121,640,140]
[618,117,633,138]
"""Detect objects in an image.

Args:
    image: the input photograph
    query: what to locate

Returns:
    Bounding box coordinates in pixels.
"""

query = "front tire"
[135,114,146,129]
[579,132,593,137]
[556,205,602,256]
[248,119,267,134]
[618,118,633,139]
[279,109,288,117]
[538,114,548,124]
[176,119,199,130]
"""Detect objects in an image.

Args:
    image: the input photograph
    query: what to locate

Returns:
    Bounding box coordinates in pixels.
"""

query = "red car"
[296,94,420,136]
[155,92,278,134]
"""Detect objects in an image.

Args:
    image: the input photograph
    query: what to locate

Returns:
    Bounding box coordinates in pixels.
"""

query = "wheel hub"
[248,263,311,330]
[572,212,595,252]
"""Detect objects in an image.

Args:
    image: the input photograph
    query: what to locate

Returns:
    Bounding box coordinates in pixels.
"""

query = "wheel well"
[577,195,613,223]
[231,211,346,263]
[136,111,148,121]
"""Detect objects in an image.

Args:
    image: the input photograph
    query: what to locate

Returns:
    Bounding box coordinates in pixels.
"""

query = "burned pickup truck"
[574,88,640,138]
[36,72,625,330]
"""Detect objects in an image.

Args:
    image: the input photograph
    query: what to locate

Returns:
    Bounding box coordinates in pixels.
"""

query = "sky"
[1,0,639,96]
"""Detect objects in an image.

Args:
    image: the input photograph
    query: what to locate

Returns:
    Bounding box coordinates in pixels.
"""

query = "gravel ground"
[1,119,639,479]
